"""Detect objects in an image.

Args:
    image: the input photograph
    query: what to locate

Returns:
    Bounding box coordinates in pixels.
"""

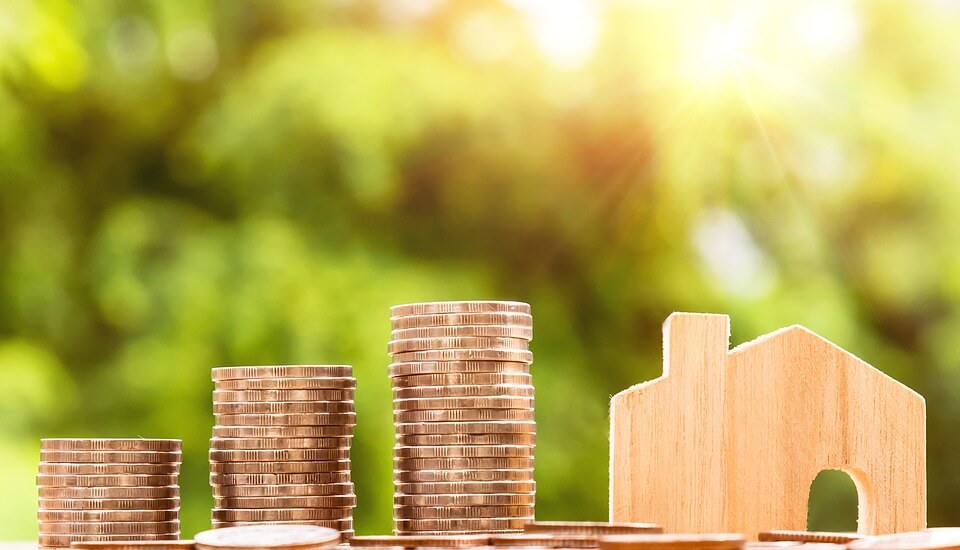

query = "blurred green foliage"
[3,0,960,538]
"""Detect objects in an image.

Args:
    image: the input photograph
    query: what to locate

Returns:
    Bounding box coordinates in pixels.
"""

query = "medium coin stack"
[210,365,357,538]
[389,301,536,535]
[37,438,182,549]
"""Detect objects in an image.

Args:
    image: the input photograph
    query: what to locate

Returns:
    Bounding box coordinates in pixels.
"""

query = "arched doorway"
[807,469,859,532]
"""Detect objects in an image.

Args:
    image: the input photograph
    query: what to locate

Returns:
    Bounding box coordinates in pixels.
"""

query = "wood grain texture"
[610,313,925,538]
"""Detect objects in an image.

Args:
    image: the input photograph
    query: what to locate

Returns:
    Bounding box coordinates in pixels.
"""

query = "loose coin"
[40,451,182,464]
[210,437,351,450]
[214,390,354,403]
[391,374,531,389]
[210,448,350,462]
[210,472,351,485]
[212,483,354,498]
[39,498,180,511]
[215,378,356,391]
[389,362,530,378]
[390,312,532,329]
[395,494,535,506]
[71,541,196,550]
[393,469,533,483]
[393,505,534,519]
[758,532,861,544]
[40,535,179,547]
[40,522,180,535]
[207,521,352,532]
[193,525,341,550]
[393,457,534,470]
[212,426,354,438]
[394,445,532,458]
[349,535,491,547]
[213,495,356,509]
[213,402,355,415]
[489,534,596,548]
[393,397,533,411]
[388,337,530,354]
[210,461,351,474]
[598,534,746,550]
[38,510,179,522]
[393,385,534,399]
[41,440,181,452]
[396,433,536,447]
[392,517,530,531]
[214,413,357,427]
[394,409,534,423]
[390,301,531,317]
[395,421,536,435]
[37,474,179,487]
[211,509,352,521]
[524,522,663,536]
[392,349,533,363]
[38,463,180,475]
[392,326,533,340]
[39,487,180,499]
[394,481,535,494]
[212,366,353,381]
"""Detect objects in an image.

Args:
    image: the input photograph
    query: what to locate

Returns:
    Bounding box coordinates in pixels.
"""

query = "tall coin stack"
[209,365,357,538]
[389,301,536,535]
[37,438,182,549]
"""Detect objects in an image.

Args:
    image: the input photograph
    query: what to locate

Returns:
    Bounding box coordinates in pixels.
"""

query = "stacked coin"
[389,301,535,535]
[210,366,357,538]
[599,534,746,550]
[37,438,182,549]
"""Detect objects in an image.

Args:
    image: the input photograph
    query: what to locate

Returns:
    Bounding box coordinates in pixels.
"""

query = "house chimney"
[662,313,730,380]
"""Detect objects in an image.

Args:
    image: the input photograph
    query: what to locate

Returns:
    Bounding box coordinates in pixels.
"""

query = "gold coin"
[39,463,180,475]
[391,301,531,317]
[392,349,533,363]
[393,469,533,483]
[193,524,342,549]
[489,534,597,548]
[395,494,535,507]
[210,437,351,450]
[393,385,534,399]
[394,445,532,458]
[37,474,179,487]
[392,517,530,532]
[40,534,179,547]
[40,451,182,464]
[211,509,352,521]
[394,481,535,494]
[40,522,180,535]
[394,457,534,470]
[349,534,491,548]
[41,440,181,452]
[210,461,351,474]
[212,366,354,381]
[394,409,534,423]
[70,541,195,550]
[38,498,180,511]
[70,541,196,550]
[395,421,536,435]
[396,433,536,446]
[215,413,357,427]
[393,505,534,519]
[215,378,356,391]
[214,389,355,403]
[393,397,533,411]
[390,373,531,388]
[388,337,530,354]
[758,532,861,544]
[213,483,354,498]
[212,426,354,438]
[38,486,179,499]
[524,522,663,536]
[210,472,351,485]
[391,312,533,329]
[213,402,355,415]
[390,362,530,378]
[392,326,533,341]
[38,510,179,522]
[213,495,357,509]
[205,521,352,532]
[210,448,350,462]
[598,534,746,550]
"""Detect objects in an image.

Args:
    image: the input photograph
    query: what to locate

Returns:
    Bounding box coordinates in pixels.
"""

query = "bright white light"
[693,209,775,298]
[507,0,599,69]
[704,23,748,64]
[788,2,861,58]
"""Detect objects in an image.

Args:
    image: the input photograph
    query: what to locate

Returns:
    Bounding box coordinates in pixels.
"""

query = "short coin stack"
[209,366,357,538]
[389,301,536,535]
[37,438,182,549]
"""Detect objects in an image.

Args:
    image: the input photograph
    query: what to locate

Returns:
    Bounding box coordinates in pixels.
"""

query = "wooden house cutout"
[610,313,926,538]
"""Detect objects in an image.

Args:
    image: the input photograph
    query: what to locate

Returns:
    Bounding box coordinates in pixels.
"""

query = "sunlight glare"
[507,0,599,69]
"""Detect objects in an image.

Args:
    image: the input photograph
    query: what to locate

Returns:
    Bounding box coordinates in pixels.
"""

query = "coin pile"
[389,301,536,535]
[209,366,357,538]
[37,438,182,549]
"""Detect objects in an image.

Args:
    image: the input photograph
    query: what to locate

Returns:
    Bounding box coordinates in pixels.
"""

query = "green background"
[1,0,959,538]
